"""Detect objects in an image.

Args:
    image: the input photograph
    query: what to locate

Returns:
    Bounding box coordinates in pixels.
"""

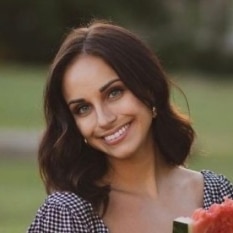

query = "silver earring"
[84,138,88,144]
[152,106,157,118]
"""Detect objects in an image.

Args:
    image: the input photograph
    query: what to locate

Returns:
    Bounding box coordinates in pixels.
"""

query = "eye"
[108,87,124,99]
[72,104,91,116]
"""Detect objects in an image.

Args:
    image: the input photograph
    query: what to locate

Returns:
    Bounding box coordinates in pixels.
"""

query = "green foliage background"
[1,1,233,73]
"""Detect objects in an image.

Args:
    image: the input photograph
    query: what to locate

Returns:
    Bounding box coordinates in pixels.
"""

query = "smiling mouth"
[104,123,130,144]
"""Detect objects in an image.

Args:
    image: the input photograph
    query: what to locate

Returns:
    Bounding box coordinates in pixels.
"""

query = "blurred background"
[0,0,233,232]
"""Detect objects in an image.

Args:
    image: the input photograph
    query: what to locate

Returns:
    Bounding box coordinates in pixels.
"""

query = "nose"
[95,105,117,128]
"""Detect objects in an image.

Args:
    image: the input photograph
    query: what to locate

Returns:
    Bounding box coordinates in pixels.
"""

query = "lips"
[104,123,130,144]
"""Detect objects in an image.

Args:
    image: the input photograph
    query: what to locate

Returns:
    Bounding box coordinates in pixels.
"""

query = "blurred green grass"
[172,74,233,163]
[0,64,46,129]
[0,65,233,232]
[0,158,45,233]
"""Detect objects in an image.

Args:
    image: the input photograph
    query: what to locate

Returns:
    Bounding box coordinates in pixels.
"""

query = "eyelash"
[72,104,91,116]
[71,86,125,116]
[107,86,124,99]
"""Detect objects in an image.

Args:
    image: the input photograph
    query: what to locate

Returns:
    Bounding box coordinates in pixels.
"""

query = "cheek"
[122,94,150,115]
[75,118,95,137]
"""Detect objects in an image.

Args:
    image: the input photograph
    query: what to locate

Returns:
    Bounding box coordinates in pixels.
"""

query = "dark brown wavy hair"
[39,20,195,214]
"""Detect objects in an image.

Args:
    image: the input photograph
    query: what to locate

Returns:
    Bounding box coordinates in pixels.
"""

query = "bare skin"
[102,151,204,233]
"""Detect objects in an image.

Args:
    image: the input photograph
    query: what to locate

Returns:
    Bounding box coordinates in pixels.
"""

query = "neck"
[105,146,171,198]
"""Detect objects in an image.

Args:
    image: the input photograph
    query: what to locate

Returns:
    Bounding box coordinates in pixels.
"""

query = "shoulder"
[201,170,233,209]
[27,191,108,233]
[45,191,92,212]
[39,191,93,222]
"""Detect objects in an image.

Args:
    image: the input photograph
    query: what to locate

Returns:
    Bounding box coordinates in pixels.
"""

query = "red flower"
[192,197,233,233]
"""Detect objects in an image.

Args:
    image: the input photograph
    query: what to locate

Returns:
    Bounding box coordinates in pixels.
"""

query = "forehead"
[62,55,120,100]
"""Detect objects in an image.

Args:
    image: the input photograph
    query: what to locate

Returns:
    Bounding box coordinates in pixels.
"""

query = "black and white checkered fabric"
[27,191,109,233]
[201,170,233,209]
[27,170,233,232]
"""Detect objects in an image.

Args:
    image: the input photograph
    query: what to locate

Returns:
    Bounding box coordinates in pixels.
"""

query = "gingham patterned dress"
[27,170,233,233]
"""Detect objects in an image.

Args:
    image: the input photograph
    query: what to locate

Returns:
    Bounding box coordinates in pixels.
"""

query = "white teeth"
[104,124,129,142]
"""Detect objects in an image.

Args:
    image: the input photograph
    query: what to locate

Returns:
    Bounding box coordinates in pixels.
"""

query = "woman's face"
[63,55,154,161]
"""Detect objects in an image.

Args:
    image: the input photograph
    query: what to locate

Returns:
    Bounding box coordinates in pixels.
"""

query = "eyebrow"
[68,98,85,106]
[99,78,120,92]
[68,79,121,106]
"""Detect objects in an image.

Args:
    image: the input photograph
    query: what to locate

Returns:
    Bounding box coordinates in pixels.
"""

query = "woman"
[28,21,233,233]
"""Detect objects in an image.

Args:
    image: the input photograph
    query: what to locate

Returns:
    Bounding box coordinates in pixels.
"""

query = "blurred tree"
[0,0,232,74]
[193,0,232,73]
[0,0,63,61]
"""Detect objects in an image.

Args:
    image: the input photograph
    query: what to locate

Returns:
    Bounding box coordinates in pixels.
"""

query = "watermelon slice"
[172,217,193,233]
[172,197,233,233]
